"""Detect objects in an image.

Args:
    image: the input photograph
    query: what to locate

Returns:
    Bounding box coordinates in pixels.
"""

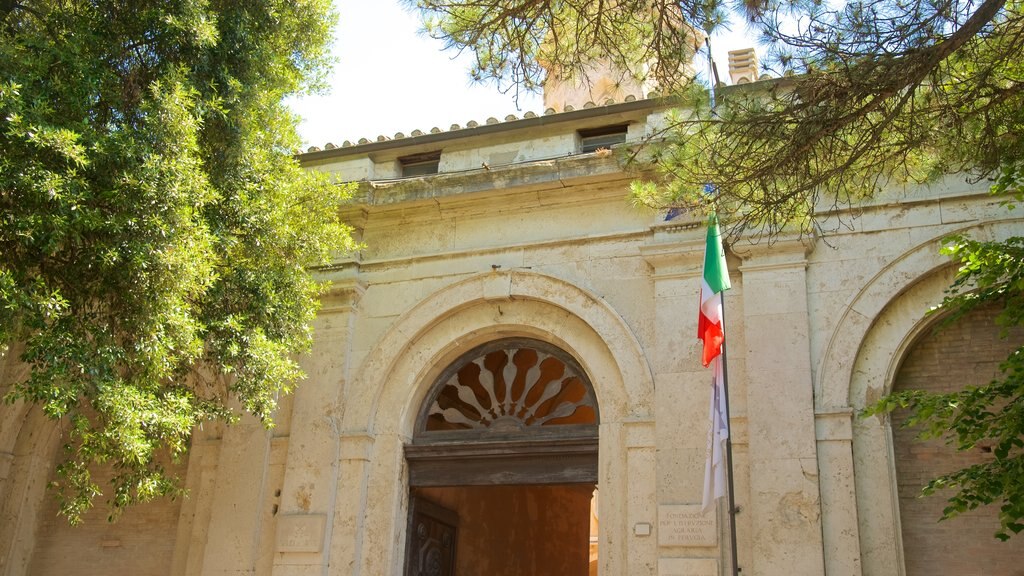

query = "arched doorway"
[890,303,1024,575]
[404,338,599,576]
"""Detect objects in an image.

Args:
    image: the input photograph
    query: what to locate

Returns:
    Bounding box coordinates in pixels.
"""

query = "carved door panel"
[405,497,458,576]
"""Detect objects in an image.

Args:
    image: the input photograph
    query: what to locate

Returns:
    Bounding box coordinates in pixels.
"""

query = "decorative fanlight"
[421,340,598,434]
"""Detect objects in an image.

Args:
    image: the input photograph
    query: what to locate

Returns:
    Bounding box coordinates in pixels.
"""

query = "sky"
[289,1,757,149]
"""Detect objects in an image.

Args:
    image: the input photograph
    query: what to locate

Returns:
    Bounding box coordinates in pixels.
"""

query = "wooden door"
[405,497,458,576]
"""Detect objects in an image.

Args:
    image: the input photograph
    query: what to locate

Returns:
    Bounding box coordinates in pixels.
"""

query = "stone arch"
[846,265,956,575]
[817,215,1024,410]
[814,216,1023,574]
[337,269,655,576]
[1,385,193,576]
[0,402,62,576]
[342,269,654,437]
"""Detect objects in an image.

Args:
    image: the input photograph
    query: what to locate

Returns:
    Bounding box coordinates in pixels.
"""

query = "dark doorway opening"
[408,485,595,576]
[404,339,601,576]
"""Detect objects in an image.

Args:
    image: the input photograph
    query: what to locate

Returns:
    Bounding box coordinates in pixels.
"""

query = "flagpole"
[719,295,741,576]
[703,36,739,573]
[698,212,741,575]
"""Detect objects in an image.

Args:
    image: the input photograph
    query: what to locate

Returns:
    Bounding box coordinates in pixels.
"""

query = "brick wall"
[892,304,1024,576]
[27,456,187,576]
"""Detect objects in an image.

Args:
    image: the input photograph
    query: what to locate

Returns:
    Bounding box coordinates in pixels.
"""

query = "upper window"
[578,124,628,153]
[400,151,441,177]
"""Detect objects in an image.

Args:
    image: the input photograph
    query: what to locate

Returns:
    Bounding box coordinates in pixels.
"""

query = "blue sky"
[289,1,756,148]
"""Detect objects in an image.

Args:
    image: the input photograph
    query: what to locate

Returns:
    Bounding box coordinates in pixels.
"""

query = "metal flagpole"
[706,35,740,575]
[719,297,741,576]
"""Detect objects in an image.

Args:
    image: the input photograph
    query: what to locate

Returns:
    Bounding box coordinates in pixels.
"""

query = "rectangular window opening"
[400,151,442,177]
[578,124,629,154]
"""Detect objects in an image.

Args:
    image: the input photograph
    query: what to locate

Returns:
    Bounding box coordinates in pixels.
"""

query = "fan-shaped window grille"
[415,339,599,443]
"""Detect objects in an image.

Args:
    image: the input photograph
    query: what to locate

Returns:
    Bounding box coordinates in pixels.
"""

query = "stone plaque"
[658,505,717,547]
[276,514,326,553]
[658,557,719,576]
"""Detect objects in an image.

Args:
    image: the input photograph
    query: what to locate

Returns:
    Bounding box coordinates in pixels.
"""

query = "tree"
[409,0,1024,537]
[409,0,1023,238]
[409,0,710,98]
[0,0,357,522]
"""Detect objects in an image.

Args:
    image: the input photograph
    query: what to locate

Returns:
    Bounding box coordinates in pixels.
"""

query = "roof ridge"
[305,93,645,153]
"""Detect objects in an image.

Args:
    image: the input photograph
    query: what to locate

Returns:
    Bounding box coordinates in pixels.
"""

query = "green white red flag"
[700,213,731,513]
[698,213,730,367]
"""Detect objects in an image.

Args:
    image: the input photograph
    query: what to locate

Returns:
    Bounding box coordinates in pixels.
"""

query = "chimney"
[728,48,758,85]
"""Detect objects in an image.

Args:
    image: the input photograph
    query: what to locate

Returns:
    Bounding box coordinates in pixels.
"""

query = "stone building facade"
[2,72,1023,576]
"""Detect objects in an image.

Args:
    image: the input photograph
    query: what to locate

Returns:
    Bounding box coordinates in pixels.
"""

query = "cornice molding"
[735,234,815,273]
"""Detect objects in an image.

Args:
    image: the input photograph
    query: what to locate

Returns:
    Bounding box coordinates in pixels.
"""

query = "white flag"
[702,356,729,513]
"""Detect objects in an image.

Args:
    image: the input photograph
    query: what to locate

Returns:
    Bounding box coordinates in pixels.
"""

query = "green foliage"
[637,0,1024,237]
[865,224,1024,540]
[414,0,1023,238]
[407,0,710,99]
[0,0,356,523]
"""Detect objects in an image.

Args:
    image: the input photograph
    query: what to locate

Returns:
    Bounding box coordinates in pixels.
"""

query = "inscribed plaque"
[658,504,717,547]
[275,514,326,553]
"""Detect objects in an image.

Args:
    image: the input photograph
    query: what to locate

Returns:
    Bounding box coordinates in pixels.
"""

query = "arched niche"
[889,302,1024,575]
[826,216,1024,574]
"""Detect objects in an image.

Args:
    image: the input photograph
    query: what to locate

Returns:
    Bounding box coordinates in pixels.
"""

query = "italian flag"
[698,213,731,367]
[700,212,732,513]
